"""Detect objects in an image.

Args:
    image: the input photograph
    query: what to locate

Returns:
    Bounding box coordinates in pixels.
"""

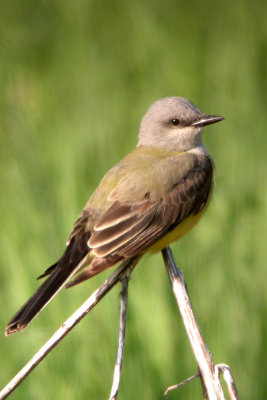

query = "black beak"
[192,115,224,128]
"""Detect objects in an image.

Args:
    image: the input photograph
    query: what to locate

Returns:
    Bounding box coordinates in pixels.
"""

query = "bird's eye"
[171,119,180,126]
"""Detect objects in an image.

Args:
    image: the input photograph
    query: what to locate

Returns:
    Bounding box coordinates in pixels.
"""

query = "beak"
[192,115,224,128]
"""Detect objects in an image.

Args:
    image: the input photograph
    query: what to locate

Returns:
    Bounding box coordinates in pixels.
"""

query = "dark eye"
[171,119,180,126]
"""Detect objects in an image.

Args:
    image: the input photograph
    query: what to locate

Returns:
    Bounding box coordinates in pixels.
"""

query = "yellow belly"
[147,198,211,253]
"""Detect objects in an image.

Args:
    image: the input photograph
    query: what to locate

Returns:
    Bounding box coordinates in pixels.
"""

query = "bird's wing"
[88,154,213,259]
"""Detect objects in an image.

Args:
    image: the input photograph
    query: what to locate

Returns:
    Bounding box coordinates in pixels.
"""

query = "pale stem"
[0,257,139,400]
[109,274,130,400]
[162,246,226,400]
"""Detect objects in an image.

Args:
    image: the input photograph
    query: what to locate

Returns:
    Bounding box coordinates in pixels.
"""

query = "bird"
[6,97,223,335]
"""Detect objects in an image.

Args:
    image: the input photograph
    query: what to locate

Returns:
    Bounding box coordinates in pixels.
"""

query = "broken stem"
[162,246,225,400]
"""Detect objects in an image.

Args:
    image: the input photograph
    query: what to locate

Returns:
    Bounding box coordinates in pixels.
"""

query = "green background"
[0,1,266,399]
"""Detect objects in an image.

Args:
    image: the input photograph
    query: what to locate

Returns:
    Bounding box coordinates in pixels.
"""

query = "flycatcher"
[6,97,223,335]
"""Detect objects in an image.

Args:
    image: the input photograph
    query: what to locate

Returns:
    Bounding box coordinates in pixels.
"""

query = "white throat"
[188,143,209,155]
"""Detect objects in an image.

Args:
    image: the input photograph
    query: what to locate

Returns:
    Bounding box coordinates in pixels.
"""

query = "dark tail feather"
[37,262,58,280]
[6,262,79,336]
[5,244,92,336]
[6,233,92,336]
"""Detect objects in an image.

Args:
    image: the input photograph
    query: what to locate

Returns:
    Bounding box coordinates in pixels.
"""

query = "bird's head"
[138,97,223,152]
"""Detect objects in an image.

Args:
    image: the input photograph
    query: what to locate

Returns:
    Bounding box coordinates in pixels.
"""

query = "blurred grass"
[0,0,266,399]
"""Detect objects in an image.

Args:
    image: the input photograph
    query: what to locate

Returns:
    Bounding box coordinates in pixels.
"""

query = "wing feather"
[88,155,213,260]
[90,203,158,257]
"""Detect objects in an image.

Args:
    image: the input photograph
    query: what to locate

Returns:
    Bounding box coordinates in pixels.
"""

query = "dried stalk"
[109,274,130,400]
[162,246,226,400]
[164,371,201,399]
[0,245,239,400]
[0,257,139,400]
[215,364,239,400]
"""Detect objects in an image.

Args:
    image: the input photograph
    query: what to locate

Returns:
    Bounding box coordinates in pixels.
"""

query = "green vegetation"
[0,1,266,399]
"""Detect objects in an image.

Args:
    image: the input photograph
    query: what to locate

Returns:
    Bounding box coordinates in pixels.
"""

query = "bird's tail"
[6,245,90,336]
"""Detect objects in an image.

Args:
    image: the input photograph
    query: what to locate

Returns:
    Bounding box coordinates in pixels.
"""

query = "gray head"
[138,97,223,152]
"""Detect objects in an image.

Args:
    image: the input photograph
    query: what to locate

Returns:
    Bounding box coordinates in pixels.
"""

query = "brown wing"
[88,155,213,260]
